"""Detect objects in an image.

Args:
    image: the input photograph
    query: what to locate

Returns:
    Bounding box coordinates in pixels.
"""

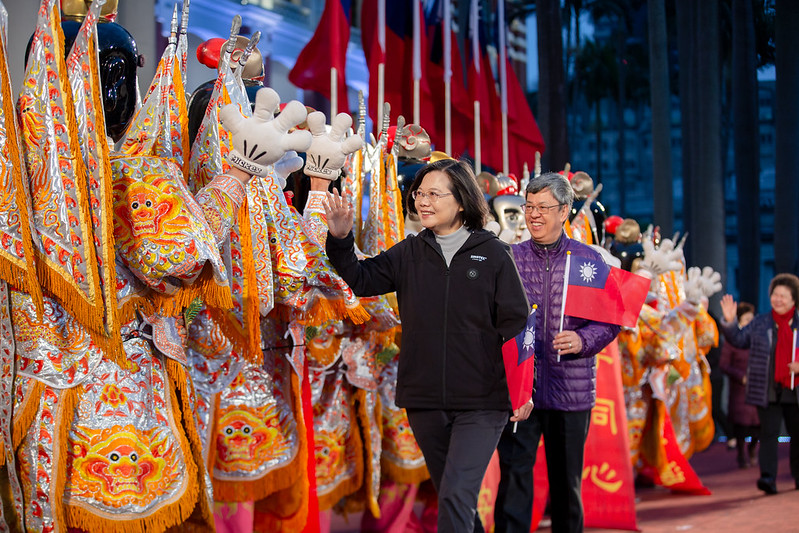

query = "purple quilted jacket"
[511,233,621,411]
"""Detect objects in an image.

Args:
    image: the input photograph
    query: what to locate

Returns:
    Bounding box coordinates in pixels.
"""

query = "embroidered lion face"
[214,405,288,473]
[110,156,217,290]
[382,407,423,460]
[314,426,348,486]
[67,425,182,509]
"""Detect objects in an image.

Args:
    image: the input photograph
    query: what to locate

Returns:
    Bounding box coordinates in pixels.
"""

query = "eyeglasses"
[524,203,565,215]
[411,190,454,202]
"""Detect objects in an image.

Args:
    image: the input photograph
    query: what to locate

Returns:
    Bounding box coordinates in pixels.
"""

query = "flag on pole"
[563,251,650,328]
[502,306,536,410]
[792,328,796,390]
[288,0,351,112]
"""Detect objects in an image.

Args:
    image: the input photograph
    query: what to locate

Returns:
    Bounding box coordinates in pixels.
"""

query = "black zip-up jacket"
[326,228,530,410]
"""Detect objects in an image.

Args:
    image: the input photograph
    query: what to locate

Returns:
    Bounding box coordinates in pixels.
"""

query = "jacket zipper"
[443,267,450,406]
[541,246,551,401]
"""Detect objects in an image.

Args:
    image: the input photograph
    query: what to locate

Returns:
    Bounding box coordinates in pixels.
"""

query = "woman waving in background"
[720,274,799,494]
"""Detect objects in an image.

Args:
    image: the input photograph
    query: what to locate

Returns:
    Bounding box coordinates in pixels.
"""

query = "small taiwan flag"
[502,306,536,410]
[563,251,649,328]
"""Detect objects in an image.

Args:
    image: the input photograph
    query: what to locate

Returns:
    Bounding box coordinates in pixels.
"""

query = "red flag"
[643,400,712,495]
[505,55,545,174]
[426,13,471,157]
[288,0,351,111]
[564,252,650,328]
[582,341,639,530]
[502,307,536,410]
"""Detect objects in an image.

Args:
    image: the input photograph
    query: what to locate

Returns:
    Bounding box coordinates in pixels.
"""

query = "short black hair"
[736,301,755,319]
[769,273,799,306]
[406,159,489,231]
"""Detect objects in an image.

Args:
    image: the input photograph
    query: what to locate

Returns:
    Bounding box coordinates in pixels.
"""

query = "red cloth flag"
[564,252,650,328]
[505,55,545,174]
[502,307,536,410]
[582,341,639,530]
[289,0,351,112]
[643,400,712,495]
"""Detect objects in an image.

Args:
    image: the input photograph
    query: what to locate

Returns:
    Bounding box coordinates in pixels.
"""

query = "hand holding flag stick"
[792,329,797,390]
[503,306,537,431]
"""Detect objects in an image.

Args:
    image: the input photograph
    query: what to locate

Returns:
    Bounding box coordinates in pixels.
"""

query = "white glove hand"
[698,266,722,299]
[220,88,312,177]
[304,111,364,179]
[639,238,683,276]
[684,266,704,304]
[272,150,303,189]
[684,266,721,304]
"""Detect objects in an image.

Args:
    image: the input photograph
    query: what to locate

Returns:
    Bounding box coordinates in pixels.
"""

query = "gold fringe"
[53,386,79,533]
[165,359,216,530]
[31,5,107,342]
[273,298,371,328]
[0,12,44,318]
[236,202,263,363]
[171,59,191,181]
[65,363,201,533]
[640,399,667,471]
[87,25,125,369]
[354,389,381,520]
[381,459,430,485]
[12,378,45,451]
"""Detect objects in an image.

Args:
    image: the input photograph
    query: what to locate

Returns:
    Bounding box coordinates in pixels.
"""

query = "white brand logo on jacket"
[470,254,487,262]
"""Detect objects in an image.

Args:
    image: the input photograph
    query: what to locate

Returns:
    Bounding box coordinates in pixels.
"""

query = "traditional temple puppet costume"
[183,42,368,530]
[651,238,720,458]
[5,2,311,531]
[618,231,721,492]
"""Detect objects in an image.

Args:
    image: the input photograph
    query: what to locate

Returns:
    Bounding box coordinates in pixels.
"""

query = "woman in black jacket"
[720,273,799,494]
[324,158,531,532]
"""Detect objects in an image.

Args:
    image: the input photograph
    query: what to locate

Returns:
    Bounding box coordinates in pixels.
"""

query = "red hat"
[604,215,624,236]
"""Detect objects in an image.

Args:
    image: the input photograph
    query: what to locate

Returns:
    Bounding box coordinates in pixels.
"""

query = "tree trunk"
[648,0,674,236]
[675,0,694,240]
[774,0,799,274]
[616,28,627,218]
[689,0,725,308]
[595,101,603,182]
[536,0,570,170]
[732,0,760,304]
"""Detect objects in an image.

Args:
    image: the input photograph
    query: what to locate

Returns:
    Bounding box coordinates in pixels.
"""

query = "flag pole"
[412,0,421,125]
[559,251,571,362]
[377,0,386,133]
[330,67,337,115]
[444,0,452,155]
[792,328,796,390]
[470,0,481,173]
[499,0,509,175]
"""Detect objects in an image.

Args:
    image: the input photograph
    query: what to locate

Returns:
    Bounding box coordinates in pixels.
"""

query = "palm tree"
[731,0,761,304]
[574,40,617,182]
[774,0,799,274]
[679,0,726,291]
[647,0,673,236]
[536,0,570,171]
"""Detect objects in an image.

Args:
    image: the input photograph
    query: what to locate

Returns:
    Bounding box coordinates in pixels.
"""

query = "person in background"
[720,274,799,494]
[494,172,621,533]
[323,158,531,532]
[719,301,760,468]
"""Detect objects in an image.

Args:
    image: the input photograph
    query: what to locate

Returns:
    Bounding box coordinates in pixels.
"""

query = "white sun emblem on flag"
[579,261,597,283]
[522,327,535,352]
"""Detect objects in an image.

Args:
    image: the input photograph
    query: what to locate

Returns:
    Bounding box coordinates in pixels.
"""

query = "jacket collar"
[527,230,568,257]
